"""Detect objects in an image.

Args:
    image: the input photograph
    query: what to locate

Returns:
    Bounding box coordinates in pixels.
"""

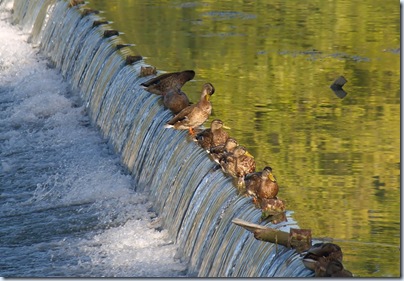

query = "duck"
[195,119,229,151]
[321,260,353,277]
[302,242,349,276]
[245,166,279,201]
[139,65,157,76]
[69,0,85,7]
[257,197,286,218]
[140,70,195,95]
[210,137,238,164]
[164,83,215,135]
[220,145,256,185]
[163,88,190,114]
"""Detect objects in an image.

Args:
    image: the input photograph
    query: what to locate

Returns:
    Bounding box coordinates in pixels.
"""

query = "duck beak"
[222,125,231,130]
[268,172,276,182]
[245,151,254,158]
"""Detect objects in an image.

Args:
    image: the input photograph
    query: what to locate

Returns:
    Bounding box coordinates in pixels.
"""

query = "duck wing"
[140,72,175,88]
[167,104,196,125]
[141,70,195,91]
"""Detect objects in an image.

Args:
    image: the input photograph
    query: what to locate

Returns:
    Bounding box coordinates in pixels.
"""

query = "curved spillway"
[11,0,313,277]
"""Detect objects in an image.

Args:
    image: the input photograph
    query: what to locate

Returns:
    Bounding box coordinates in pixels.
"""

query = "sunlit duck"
[69,0,85,7]
[195,119,230,151]
[302,242,348,276]
[245,166,279,201]
[164,83,215,135]
[258,197,286,218]
[163,88,190,114]
[139,65,156,76]
[140,70,195,95]
[220,145,256,185]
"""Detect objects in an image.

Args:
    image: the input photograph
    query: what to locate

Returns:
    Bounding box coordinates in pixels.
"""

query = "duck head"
[210,119,223,131]
[262,166,276,182]
[202,83,215,101]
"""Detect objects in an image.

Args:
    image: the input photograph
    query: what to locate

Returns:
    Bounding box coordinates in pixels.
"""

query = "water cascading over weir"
[9,0,314,277]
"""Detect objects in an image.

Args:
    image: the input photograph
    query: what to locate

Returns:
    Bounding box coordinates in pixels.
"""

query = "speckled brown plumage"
[195,119,229,151]
[245,166,279,200]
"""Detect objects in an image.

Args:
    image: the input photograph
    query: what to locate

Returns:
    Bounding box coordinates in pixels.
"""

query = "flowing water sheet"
[0,3,186,277]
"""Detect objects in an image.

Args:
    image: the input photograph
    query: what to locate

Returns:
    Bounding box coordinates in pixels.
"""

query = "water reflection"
[84,0,399,277]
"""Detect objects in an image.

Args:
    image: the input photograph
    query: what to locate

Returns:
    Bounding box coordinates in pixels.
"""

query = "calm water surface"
[85,0,400,277]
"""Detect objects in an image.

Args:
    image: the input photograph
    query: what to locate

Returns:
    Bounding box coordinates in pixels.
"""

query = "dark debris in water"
[278,49,371,62]
[382,47,400,54]
[330,76,348,99]
[202,11,257,20]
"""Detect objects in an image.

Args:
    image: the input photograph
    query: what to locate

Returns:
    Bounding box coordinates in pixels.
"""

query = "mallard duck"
[139,65,157,76]
[163,88,190,114]
[321,260,353,277]
[195,119,229,151]
[258,197,286,218]
[140,70,195,95]
[69,0,85,7]
[245,166,279,200]
[125,55,143,65]
[220,145,256,185]
[103,30,119,38]
[164,83,215,135]
[209,137,238,165]
[303,242,347,276]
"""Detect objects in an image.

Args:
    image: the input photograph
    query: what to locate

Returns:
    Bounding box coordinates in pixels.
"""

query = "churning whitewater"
[0,3,186,277]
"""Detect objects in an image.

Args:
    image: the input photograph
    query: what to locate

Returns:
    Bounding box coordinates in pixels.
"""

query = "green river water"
[84,0,400,277]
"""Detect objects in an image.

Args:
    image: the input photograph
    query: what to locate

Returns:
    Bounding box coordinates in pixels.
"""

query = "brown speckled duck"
[209,137,238,164]
[140,70,195,95]
[220,145,256,185]
[164,83,215,135]
[245,166,279,200]
[195,119,229,151]
[258,197,286,218]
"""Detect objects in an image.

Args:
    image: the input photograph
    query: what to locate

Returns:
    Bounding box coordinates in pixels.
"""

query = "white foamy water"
[0,4,186,277]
